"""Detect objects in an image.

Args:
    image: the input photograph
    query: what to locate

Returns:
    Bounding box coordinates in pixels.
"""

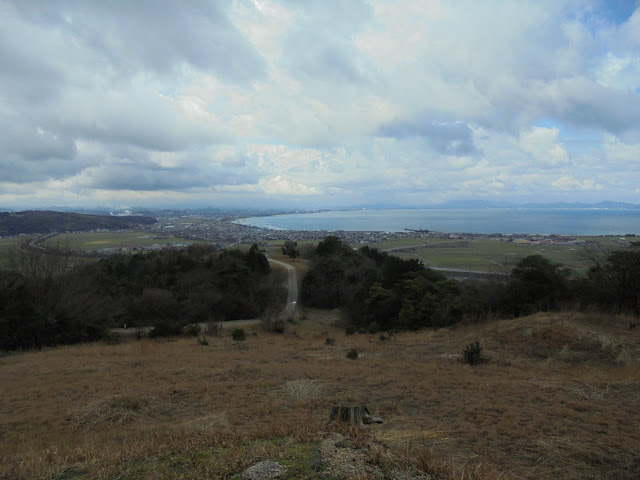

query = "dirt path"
[266,258,298,318]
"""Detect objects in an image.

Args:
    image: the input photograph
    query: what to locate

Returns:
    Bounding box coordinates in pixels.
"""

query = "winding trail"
[267,258,298,318]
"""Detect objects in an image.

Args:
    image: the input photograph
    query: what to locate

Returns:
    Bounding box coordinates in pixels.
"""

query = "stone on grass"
[241,459,286,480]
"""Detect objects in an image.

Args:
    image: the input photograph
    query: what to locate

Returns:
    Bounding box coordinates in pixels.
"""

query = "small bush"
[183,323,202,337]
[346,348,359,360]
[149,320,184,338]
[325,337,336,345]
[101,332,121,345]
[262,315,286,334]
[232,328,246,341]
[197,335,209,346]
[345,325,357,335]
[462,341,488,365]
[272,320,286,334]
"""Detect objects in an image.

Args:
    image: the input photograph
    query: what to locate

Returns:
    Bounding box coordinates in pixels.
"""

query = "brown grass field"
[1,309,639,479]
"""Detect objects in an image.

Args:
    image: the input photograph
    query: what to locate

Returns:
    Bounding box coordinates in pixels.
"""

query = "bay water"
[237,208,640,236]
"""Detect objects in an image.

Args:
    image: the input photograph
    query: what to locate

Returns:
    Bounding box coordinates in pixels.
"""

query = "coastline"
[234,207,640,237]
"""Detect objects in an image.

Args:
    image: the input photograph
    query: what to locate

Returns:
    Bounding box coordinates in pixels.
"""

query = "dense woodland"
[0,244,284,350]
[301,236,640,332]
[0,210,157,236]
[1,234,639,351]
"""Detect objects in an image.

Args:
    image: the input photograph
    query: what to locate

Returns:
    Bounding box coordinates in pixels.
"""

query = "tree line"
[0,243,285,351]
[0,210,157,236]
[2,235,638,351]
[301,236,640,332]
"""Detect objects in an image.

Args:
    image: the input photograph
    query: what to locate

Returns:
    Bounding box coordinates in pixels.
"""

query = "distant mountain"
[521,201,640,209]
[426,200,640,210]
[429,200,510,209]
[0,210,157,236]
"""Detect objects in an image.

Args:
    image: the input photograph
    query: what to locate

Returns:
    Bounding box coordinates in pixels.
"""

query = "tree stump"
[329,405,383,426]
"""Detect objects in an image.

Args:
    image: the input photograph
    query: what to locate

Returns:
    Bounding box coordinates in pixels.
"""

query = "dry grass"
[1,309,639,479]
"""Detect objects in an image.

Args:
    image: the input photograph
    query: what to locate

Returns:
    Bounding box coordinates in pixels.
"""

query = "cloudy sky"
[1,0,640,210]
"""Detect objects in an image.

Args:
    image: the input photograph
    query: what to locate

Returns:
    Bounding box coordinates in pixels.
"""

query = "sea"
[236,208,640,236]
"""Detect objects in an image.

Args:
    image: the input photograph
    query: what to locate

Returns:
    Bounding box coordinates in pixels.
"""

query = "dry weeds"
[1,309,639,479]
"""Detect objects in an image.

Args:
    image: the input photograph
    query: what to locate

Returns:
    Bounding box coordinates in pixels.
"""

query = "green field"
[369,236,630,274]
[0,231,631,276]
[44,231,199,251]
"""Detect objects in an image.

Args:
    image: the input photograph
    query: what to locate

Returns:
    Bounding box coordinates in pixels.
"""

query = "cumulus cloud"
[552,176,602,191]
[259,176,318,195]
[520,127,570,167]
[1,0,640,208]
[4,0,267,83]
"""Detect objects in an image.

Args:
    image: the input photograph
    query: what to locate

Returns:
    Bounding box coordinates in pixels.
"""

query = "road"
[267,258,299,318]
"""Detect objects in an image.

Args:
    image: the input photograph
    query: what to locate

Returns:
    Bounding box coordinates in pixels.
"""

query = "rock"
[241,459,286,480]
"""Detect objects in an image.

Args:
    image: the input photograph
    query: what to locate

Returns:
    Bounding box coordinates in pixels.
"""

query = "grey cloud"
[6,0,266,84]
[0,156,84,183]
[78,152,262,192]
[277,0,372,30]
[0,115,82,183]
[0,150,84,183]
[297,44,367,84]
[379,118,478,156]
[0,23,64,106]
[280,0,375,86]
[81,166,212,191]
[46,86,229,152]
[541,77,640,134]
[0,120,77,162]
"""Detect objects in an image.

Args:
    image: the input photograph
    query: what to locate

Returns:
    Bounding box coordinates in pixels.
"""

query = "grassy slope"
[1,310,639,479]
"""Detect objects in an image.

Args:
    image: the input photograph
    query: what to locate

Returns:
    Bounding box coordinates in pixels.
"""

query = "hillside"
[1,310,638,479]
[0,210,157,236]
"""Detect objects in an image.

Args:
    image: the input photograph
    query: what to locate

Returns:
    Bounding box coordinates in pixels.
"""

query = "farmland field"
[374,237,629,273]
[44,231,198,251]
[1,230,631,276]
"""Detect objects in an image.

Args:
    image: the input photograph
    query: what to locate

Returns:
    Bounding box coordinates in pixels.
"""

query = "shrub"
[197,335,209,346]
[149,319,184,338]
[345,325,357,335]
[262,315,286,334]
[325,337,336,345]
[281,240,299,258]
[101,331,121,345]
[271,319,286,334]
[346,348,359,360]
[183,323,202,337]
[232,328,246,341]
[462,341,488,365]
